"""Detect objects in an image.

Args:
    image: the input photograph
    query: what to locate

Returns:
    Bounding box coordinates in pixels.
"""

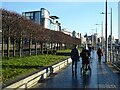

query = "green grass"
[57,49,71,53]
[2,55,69,83]
[57,48,82,53]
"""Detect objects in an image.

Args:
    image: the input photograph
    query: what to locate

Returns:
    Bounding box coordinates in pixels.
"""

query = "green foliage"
[57,49,71,53]
[78,48,82,52]
[2,55,68,83]
[57,48,82,53]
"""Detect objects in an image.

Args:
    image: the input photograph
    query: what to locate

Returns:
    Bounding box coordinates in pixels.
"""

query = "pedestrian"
[71,44,80,75]
[97,47,103,64]
[80,46,91,72]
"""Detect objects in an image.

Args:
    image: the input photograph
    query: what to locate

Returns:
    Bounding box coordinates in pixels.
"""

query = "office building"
[22,8,61,31]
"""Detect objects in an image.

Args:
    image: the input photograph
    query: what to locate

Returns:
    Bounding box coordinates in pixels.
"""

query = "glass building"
[22,8,61,31]
[22,8,51,29]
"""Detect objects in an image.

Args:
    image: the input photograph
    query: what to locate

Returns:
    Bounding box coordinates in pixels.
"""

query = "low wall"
[2,58,72,90]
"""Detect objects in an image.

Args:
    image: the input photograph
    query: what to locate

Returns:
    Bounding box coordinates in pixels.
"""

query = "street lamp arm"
[100,12,111,14]
[95,24,102,25]
[100,12,105,14]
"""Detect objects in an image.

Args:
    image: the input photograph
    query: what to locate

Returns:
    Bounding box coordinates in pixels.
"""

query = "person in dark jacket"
[97,47,103,63]
[71,45,80,74]
[80,46,90,71]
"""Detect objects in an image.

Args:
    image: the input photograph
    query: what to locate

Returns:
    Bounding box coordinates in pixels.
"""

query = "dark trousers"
[98,55,101,63]
[72,61,77,74]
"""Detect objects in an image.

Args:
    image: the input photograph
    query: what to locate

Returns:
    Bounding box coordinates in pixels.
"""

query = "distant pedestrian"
[71,45,80,75]
[97,47,103,64]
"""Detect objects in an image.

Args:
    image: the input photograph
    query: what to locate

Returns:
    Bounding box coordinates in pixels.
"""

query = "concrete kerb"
[2,57,72,90]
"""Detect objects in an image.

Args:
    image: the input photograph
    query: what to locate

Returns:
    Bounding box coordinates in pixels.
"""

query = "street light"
[101,7,112,62]
[94,25,98,49]
[105,0,108,63]
[100,0,108,63]
[91,29,94,47]
[95,21,103,49]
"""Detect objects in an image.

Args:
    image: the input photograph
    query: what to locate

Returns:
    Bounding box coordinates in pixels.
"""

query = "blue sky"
[2,2,118,39]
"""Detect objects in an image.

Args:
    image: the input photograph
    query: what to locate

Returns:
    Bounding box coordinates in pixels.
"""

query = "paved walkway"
[32,50,120,89]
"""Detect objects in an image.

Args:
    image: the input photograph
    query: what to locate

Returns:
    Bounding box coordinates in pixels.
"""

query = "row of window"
[22,8,60,31]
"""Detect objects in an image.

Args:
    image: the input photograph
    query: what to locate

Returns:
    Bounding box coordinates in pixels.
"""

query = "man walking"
[97,47,103,64]
[71,45,80,75]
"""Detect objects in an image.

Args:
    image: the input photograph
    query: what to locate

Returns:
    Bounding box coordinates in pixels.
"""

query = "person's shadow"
[81,72,91,88]
[72,72,79,88]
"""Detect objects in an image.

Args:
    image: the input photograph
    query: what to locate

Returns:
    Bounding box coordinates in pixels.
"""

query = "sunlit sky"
[2,1,119,39]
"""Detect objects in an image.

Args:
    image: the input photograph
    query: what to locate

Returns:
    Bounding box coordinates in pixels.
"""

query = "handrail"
[108,50,120,69]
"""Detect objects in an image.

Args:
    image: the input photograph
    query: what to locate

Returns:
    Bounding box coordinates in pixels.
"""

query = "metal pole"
[92,29,94,47]
[105,0,108,63]
[96,27,97,49]
[101,21,103,50]
[110,8,112,62]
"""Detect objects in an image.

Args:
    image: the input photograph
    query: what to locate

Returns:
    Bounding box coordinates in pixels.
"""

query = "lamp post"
[101,7,112,63]
[91,29,94,47]
[110,8,112,62]
[105,0,108,63]
[93,26,98,49]
[95,21,103,49]
[100,0,108,63]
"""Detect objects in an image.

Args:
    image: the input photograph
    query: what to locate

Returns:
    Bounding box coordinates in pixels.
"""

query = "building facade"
[61,28,72,36]
[22,8,61,31]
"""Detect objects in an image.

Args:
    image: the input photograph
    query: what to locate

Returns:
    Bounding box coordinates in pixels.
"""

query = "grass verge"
[2,55,69,83]
[57,48,82,53]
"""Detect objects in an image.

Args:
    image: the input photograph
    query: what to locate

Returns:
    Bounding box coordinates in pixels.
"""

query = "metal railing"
[108,49,120,69]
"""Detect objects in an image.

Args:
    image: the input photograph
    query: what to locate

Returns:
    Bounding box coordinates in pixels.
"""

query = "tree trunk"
[13,37,16,57]
[46,43,48,54]
[51,42,53,54]
[2,31,4,57]
[35,41,37,55]
[19,36,22,57]
[57,42,59,50]
[29,38,31,56]
[40,42,43,54]
[7,36,10,59]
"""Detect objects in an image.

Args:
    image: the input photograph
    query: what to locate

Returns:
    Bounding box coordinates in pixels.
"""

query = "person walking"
[71,45,80,75]
[97,47,103,64]
[80,46,91,72]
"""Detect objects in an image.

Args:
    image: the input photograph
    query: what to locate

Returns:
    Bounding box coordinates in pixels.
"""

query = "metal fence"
[108,49,120,69]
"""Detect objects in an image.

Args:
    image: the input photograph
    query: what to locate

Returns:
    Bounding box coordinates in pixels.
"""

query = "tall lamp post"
[105,0,108,63]
[101,7,112,62]
[95,21,103,49]
[100,0,108,63]
[110,8,112,62]
[91,29,94,47]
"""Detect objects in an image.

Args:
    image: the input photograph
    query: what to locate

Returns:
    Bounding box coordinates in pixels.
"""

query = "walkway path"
[32,50,120,89]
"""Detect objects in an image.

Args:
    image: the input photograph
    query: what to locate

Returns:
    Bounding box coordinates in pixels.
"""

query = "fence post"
[113,53,115,64]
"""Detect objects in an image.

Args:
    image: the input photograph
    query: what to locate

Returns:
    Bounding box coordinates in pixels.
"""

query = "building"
[61,29,81,39]
[61,28,72,36]
[81,36,86,45]
[118,1,120,42]
[71,31,81,38]
[22,8,61,31]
